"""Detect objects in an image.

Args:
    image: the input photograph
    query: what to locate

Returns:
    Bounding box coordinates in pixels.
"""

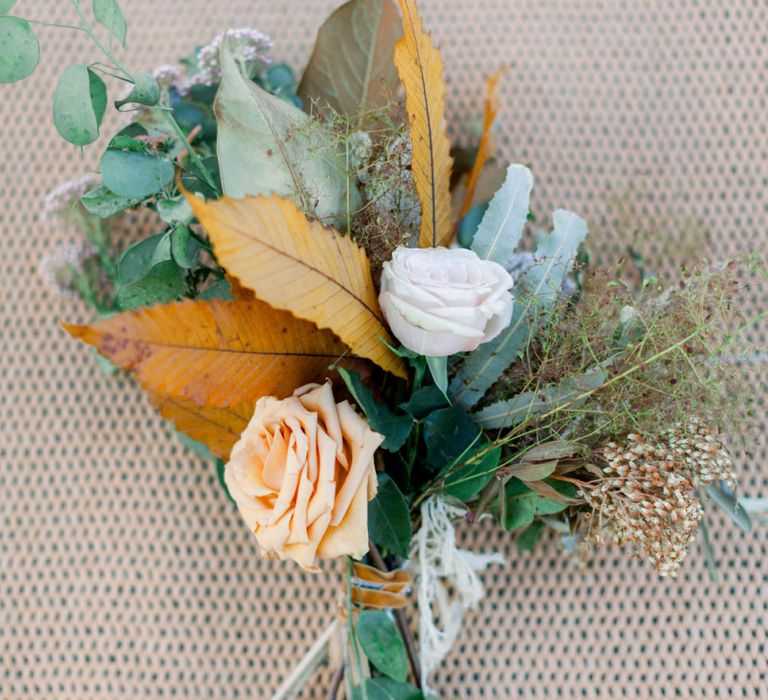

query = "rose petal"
[331,402,383,526]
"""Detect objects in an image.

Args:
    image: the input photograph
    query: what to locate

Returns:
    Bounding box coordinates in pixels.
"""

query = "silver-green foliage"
[452,198,588,409]
[215,38,361,228]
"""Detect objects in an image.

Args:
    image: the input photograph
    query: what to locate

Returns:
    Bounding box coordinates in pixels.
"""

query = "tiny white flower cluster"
[152,64,184,91]
[189,27,273,88]
[582,418,736,577]
[41,174,100,227]
[38,240,98,299]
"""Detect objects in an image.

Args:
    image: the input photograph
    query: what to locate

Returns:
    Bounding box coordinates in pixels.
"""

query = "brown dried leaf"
[298,0,402,120]
[394,0,453,248]
[64,298,352,408]
[185,192,407,379]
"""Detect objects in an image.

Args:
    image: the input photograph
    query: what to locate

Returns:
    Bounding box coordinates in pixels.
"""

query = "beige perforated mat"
[1,1,766,697]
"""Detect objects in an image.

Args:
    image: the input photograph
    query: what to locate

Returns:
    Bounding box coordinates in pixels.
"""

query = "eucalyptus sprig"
[0,0,218,191]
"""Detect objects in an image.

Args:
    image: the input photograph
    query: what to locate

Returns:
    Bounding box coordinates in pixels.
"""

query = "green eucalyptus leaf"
[0,1,17,15]
[157,196,194,225]
[216,38,359,227]
[115,70,160,109]
[170,225,203,269]
[357,610,408,682]
[100,148,174,198]
[298,0,402,119]
[81,185,143,217]
[93,0,127,47]
[0,16,39,83]
[368,473,411,558]
[115,233,185,309]
[338,367,412,451]
[52,65,108,146]
[116,260,185,309]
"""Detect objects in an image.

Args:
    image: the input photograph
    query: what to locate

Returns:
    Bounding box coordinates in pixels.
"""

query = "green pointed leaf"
[52,65,107,146]
[100,149,174,198]
[93,0,127,47]
[352,678,423,700]
[357,610,408,682]
[0,1,17,15]
[298,0,402,120]
[517,520,545,551]
[471,164,533,264]
[425,355,448,398]
[502,478,568,531]
[81,185,144,217]
[216,38,359,228]
[399,386,448,419]
[338,367,412,451]
[115,233,185,309]
[115,70,160,109]
[442,444,500,501]
[452,208,588,408]
[368,473,411,558]
[0,16,39,83]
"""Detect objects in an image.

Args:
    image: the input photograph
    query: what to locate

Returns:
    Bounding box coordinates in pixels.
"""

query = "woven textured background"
[1,1,766,697]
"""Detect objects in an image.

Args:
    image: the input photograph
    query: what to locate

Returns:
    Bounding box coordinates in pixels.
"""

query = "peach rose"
[224,382,384,570]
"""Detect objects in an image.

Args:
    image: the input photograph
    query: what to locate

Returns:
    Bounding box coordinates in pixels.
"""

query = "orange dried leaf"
[351,587,408,610]
[151,393,252,459]
[394,0,453,248]
[457,69,504,223]
[185,192,407,379]
[64,298,352,408]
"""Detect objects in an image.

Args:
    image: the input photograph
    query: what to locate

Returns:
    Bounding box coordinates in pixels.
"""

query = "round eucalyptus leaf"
[114,70,160,110]
[0,17,39,83]
[0,1,17,15]
[100,149,174,198]
[52,65,108,146]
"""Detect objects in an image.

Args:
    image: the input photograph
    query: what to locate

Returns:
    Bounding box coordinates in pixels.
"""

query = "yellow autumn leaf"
[185,192,407,379]
[394,0,453,248]
[457,69,504,223]
[151,392,252,460]
[64,298,354,408]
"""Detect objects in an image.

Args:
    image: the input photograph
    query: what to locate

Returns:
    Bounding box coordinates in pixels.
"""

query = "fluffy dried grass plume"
[224,382,383,571]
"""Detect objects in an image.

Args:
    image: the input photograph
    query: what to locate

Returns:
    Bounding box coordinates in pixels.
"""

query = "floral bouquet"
[4,0,765,697]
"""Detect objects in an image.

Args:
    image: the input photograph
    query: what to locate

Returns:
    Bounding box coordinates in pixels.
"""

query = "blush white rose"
[378,246,514,357]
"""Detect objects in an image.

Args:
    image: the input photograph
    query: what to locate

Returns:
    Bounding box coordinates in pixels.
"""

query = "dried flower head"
[580,418,736,577]
[188,27,272,88]
[38,240,99,299]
